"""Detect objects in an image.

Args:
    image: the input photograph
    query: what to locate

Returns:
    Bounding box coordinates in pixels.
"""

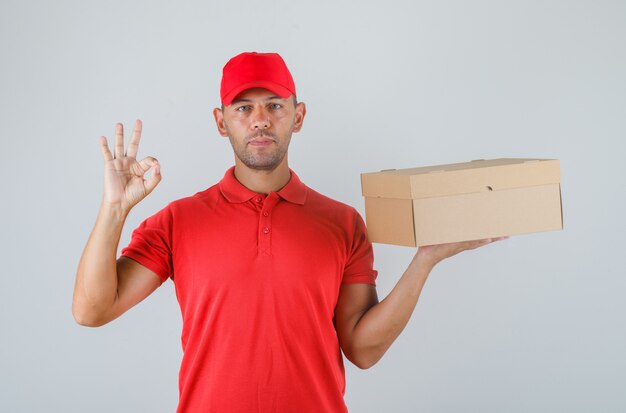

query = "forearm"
[72,203,128,326]
[350,256,433,368]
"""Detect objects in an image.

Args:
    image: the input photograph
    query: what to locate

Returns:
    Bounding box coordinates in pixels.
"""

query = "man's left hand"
[415,237,508,270]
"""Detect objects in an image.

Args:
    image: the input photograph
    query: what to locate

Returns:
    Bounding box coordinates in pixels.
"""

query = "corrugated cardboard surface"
[361,158,563,247]
[364,197,415,246]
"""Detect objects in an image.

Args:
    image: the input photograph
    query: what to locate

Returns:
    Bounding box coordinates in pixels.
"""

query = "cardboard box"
[361,158,563,247]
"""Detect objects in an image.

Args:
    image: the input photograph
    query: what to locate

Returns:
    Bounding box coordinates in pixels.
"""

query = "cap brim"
[222,81,293,106]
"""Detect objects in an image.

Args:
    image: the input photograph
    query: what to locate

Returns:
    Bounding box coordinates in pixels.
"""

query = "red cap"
[220,52,296,106]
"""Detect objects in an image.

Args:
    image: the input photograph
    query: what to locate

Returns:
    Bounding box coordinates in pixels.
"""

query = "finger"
[476,238,494,247]
[99,136,113,162]
[472,237,508,248]
[462,238,492,250]
[126,119,142,159]
[144,164,162,195]
[137,156,159,173]
[477,236,508,245]
[114,122,125,159]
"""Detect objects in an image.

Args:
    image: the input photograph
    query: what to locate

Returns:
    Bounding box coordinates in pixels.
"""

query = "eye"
[235,105,250,112]
[269,103,282,110]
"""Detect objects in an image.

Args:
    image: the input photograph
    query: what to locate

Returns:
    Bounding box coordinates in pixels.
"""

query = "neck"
[233,158,291,195]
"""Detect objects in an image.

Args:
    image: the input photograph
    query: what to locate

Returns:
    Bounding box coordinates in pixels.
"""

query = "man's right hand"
[73,119,163,327]
[100,119,161,215]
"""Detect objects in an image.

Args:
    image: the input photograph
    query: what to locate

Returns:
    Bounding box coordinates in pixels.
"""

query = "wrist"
[410,252,435,277]
[414,248,438,272]
[99,201,130,223]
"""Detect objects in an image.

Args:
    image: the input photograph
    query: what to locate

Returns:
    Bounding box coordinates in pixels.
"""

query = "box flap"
[361,158,560,199]
[361,171,413,200]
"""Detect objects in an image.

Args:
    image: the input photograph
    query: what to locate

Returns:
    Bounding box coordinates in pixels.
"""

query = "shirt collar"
[219,166,308,205]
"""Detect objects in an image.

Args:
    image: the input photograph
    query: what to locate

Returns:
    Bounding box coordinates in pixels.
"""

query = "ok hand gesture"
[99,120,161,215]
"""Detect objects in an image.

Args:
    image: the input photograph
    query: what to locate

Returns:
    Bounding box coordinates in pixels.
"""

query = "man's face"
[214,88,306,171]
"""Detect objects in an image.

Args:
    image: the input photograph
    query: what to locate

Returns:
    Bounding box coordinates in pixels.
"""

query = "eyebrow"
[230,96,284,105]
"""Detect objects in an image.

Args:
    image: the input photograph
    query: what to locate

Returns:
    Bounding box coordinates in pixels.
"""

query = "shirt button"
[255,197,262,203]
[262,227,270,234]
[262,211,269,217]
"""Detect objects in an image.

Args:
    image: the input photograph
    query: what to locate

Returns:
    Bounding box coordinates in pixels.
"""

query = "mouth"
[247,134,276,146]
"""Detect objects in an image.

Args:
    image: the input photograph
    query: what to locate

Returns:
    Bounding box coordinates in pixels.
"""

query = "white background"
[1,1,625,412]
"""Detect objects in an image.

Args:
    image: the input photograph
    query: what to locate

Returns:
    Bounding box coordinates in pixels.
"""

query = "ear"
[213,107,229,137]
[292,102,306,133]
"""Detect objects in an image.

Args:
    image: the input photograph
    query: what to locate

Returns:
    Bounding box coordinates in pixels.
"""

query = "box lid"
[361,158,560,199]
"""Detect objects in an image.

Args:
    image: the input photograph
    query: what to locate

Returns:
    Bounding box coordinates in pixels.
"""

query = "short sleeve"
[342,210,378,286]
[120,205,174,284]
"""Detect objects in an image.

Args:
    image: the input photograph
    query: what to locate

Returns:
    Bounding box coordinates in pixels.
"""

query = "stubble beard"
[229,131,290,171]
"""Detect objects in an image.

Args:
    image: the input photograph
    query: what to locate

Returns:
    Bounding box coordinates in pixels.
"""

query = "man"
[73,52,503,412]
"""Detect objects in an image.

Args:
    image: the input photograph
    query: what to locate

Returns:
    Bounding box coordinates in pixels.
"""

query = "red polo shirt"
[121,166,378,413]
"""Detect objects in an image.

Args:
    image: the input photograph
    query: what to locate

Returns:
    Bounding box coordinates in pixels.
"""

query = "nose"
[251,106,270,130]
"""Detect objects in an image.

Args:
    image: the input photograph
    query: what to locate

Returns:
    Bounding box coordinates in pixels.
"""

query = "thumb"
[144,163,162,195]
